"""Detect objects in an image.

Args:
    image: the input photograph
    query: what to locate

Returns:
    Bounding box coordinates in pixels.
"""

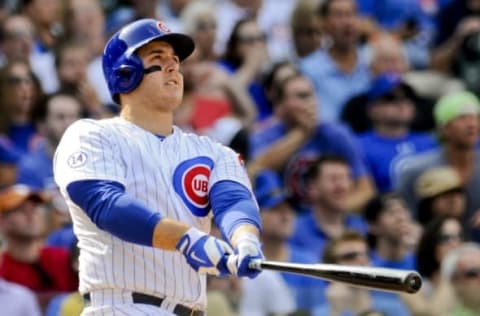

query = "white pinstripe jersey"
[53,117,253,309]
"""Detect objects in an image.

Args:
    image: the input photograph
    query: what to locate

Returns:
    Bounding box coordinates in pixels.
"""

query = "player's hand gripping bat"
[249,260,422,294]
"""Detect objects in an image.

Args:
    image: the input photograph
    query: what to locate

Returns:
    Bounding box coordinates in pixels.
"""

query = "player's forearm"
[230,224,260,248]
[210,181,262,240]
[152,218,190,250]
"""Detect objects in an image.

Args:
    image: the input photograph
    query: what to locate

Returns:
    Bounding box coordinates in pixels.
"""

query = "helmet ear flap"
[112,54,144,94]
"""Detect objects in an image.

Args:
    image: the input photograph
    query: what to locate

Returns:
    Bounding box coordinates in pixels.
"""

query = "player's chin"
[162,94,183,109]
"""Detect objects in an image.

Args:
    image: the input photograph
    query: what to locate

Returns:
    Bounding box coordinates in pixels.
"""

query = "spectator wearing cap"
[442,242,480,316]
[312,231,411,316]
[341,32,443,134]
[0,184,78,310]
[394,90,480,241]
[415,166,466,226]
[357,72,437,193]
[364,193,420,270]
[240,169,325,314]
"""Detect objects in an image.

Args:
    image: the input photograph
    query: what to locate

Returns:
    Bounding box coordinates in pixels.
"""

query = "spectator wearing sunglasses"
[312,231,410,316]
[0,60,42,157]
[357,72,437,193]
[401,215,463,316]
[219,17,271,121]
[248,73,374,213]
[442,242,480,316]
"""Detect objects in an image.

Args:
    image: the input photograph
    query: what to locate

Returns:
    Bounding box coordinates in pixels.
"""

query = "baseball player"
[53,19,263,316]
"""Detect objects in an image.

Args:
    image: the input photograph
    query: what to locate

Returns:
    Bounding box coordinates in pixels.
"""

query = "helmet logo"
[157,21,171,33]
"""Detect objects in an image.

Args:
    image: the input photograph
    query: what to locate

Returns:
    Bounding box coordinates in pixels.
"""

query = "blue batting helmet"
[102,19,195,103]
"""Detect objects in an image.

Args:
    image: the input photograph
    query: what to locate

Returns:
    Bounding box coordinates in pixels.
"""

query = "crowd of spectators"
[0,0,480,315]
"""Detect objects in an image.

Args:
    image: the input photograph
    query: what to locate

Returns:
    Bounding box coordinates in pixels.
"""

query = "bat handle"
[249,259,263,270]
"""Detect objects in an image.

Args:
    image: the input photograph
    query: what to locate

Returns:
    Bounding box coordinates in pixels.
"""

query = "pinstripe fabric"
[54,117,252,311]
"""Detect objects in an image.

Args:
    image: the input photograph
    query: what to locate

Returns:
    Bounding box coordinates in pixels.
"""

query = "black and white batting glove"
[176,227,237,276]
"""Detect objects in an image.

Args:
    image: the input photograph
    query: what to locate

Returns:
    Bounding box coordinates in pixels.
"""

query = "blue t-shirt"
[0,136,21,164]
[8,124,36,155]
[299,48,370,122]
[358,131,437,192]
[251,121,368,205]
[16,140,55,190]
[356,0,432,30]
[370,250,416,270]
[282,245,328,310]
[289,211,368,260]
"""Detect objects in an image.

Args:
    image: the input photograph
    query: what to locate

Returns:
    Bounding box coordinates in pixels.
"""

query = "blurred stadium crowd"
[0,0,480,315]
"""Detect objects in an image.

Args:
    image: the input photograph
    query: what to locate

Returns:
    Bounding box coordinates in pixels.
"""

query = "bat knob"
[405,272,422,293]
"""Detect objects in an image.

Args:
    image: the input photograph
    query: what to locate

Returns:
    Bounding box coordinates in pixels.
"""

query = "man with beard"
[395,90,480,241]
[358,72,437,193]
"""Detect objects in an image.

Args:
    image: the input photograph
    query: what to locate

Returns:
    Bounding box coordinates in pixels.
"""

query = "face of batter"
[134,40,184,112]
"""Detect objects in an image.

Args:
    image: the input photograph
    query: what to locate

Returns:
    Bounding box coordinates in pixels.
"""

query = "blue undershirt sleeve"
[209,180,261,241]
[66,180,162,246]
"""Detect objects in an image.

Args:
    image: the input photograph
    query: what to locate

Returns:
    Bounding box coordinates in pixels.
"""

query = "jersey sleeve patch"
[173,156,214,217]
[67,151,88,168]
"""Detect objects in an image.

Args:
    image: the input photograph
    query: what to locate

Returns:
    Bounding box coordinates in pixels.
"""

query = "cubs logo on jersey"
[173,156,214,216]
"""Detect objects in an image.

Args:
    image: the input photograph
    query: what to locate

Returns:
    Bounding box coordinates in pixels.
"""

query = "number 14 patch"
[67,151,88,168]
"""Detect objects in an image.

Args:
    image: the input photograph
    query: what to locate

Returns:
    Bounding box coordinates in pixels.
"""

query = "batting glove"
[235,232,264,279]
[176,227,237,277]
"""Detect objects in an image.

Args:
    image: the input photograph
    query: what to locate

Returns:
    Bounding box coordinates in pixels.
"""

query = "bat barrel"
[250,260,422,294]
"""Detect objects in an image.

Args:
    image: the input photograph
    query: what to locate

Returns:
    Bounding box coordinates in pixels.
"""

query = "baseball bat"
[249,260,422,294]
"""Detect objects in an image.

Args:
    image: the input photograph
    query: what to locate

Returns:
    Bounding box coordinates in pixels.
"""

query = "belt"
[83,292,204,316]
